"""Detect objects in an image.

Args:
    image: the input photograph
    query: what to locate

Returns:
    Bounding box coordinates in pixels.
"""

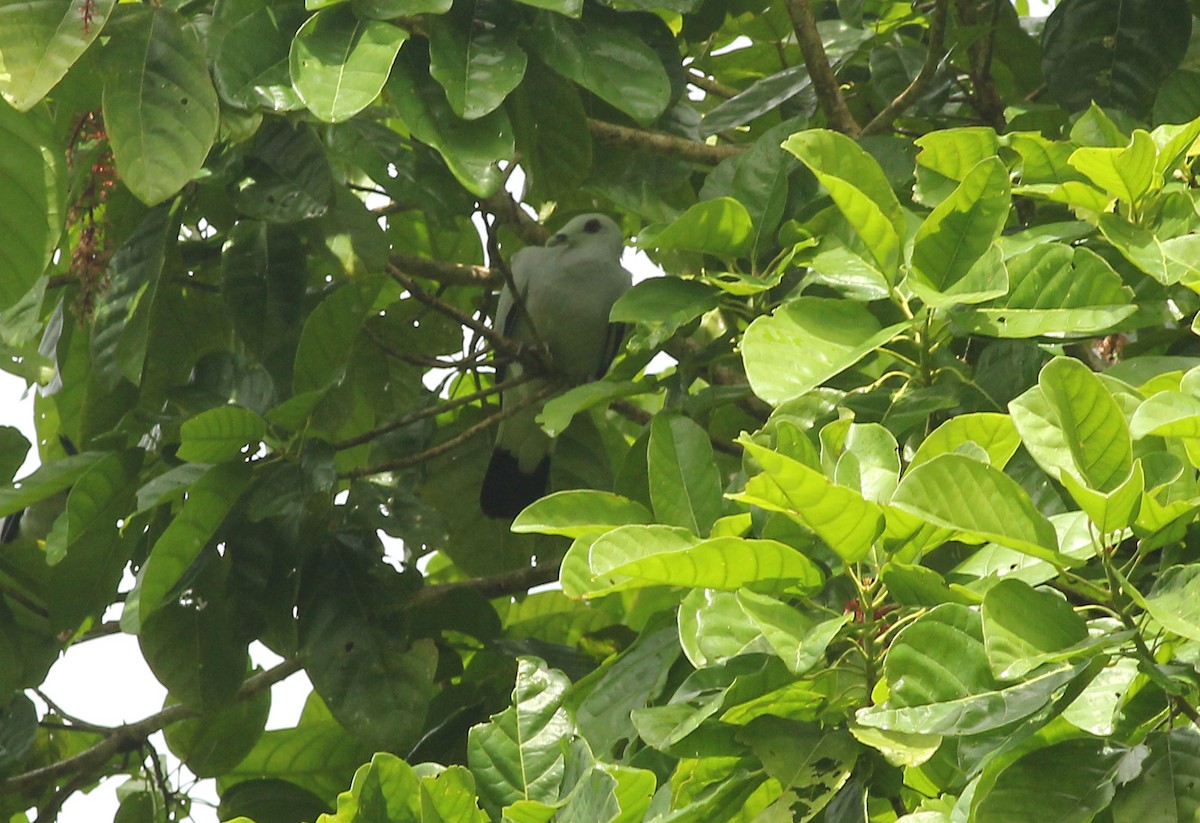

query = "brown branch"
[861,0,950,136]
[784,0,861,135]
[481,191,550,247]
[2,658,303,796]
[389,253,497,288]
[406,562,562,610]
[587,119,743,164]
[388,265,520,361]
[687,71,740,99]
[334,373,533,451]
[342,383,558,479]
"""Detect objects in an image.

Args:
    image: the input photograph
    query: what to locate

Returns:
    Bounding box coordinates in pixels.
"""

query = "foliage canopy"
[5,0,1200,820]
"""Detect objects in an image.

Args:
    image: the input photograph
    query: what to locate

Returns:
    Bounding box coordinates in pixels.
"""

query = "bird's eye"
[584,218,603,234]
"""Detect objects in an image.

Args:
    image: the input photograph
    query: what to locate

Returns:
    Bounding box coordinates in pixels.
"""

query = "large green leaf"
[647,414,723,536]
[0,0,117,110]
[1032,356,1134,491]
[211,0,306,111]
[1042,0,1191,117]
[598,537,824,595]
[511,490,652,538]
[139,598,248,714]
[299,551,437,754]
[290,6,407,122]
[972,739,1125,823]
[643,198,753,259]
[737,590,849,676]
[1112,728,1200,823]
[1099,213,1200,286]
[857,604,1081,735]
[980,579,1088,680]
[178,406,269,464]
[525,13,670,125]
[135,462,252,621]
[102,7,219,205]
[908,158,1011,307]
[429,0,526,120]
[1143,565,1200,641]
[909,413,1020,470]
[468,658,574,818]
[783,129,906,278]
[890,454,1062,561]
[388,48,515,197]
[741,297,908,405]
[733,439,882,562]
[1068,129,1157,205]
[0,99,64,310]
[953,244,1135,338]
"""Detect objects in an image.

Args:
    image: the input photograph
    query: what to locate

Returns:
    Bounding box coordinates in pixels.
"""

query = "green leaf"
[178,406,269,464]
[0,452,104,518]
[211,0,307,111]
[677,588,765,667]
[908,158,1011,307]
[1035,356,1134,491]
[102,7,220,205]
[732,439,882,562]
[300,552,437,753]
[642,198,754,259]
[139,598,248,714]
[742,720,856,814]
[136,462,251,620]
[468,658,574,818]
[1112,728,1200,823]
[290,6,407,123]
[1068,129,1157,204]
[1143,565,1200,641]
[511,490,652,538]
[972,739,1125,823]
[980,579,1088,680]
[953,244,1135,338]
[526,13,670,125]
[909,413,1021,470]
[741,297,908,405]
[219,779,333,823]
[783,129,906,277]
[1130,390,1200,438]
[163,683,270,778]
[600,536,823,595]
[229,120,334,222]
[609,277,719,332]
[0,0,117,110]
[0,99,65,309]
[857,604,1081,735]
[509,60,591,199]
[648,414,723,536]
[1042,0,1191,116]
[388,49,515,197]
[701,65,811,136]
[293,278,382,395]
[890,454,1062,561]
[737,590,849,675]
[1058,459,1143,534]
[914,127,1000,182]
[1098,213,1200,286]
[429,0,526,120]
[570,615,679,758]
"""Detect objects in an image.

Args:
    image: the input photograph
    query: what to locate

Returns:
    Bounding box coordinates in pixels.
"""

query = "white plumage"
[480,213,633,518]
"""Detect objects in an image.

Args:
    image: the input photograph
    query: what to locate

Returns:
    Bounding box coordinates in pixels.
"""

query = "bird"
[479,213,633,519]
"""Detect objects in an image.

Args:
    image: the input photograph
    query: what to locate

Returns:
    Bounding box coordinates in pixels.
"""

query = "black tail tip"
[480,449,550,519]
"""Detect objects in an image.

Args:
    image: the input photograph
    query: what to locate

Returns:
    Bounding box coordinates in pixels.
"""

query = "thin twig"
[784,0,861,135]
[862,0,950,136]
[405,562,562,610]
[388,265,520,361]
[2,658,303,796]
[587,119,743,163]
[33,689,113,735]
[389,253,497,288]
[686,71,740,99]
[333,373,533,451]
[342,383,558,479]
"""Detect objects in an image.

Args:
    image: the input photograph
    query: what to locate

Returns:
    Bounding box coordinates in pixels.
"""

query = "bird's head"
[545,213,625,257]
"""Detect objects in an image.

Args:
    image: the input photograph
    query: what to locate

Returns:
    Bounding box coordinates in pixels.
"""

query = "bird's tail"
[480,448,550,519]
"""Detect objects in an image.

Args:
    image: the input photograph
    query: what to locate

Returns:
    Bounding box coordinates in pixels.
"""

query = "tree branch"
[2,658,303,797]
[784,0,861,135]
[406,562,562,610]
[389,253,497,288]
[861,0,950,136]
[333,373,533,451]
[388,265,520,361]
[686,71,740,99]
[587,119,743,164]
[342,383,558,479]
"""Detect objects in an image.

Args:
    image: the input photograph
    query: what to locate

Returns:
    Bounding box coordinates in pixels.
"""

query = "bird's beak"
[547,232,568,247]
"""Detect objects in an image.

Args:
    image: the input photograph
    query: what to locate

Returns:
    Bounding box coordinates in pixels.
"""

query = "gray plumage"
[480,214,633,518]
